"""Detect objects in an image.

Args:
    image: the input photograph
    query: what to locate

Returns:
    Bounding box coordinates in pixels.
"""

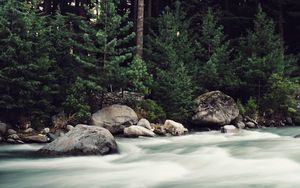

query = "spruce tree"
[147,3,195,122]
[92,0,136,92]
[0,0,58,125]
[237,5,285,107]
[195,8,239,95]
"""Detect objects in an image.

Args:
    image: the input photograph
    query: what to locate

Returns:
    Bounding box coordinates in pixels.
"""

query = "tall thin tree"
[136,0,144,57]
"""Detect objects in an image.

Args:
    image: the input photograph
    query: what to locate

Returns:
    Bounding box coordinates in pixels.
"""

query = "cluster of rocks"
[0,121,51,144]
[91,104,188,137]
[191,90,259,133]
[5,90,294,157]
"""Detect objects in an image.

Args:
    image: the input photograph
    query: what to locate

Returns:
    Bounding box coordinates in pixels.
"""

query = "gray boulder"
[7,138,24,144]
[163,120,188,136]
[137,118,152,130]
[221,125,240,134]
[39,124,118,156]
[92,104,138,134]
[8,134,20,140]
[246,122,256,128]
[0,121,8,136]
[124,126,156,137]
[23,134,49,143]
[7,129,17,135]
[192,91,239,126]
[237,122,246,129]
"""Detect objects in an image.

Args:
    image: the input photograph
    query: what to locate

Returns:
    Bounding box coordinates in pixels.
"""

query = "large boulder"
[38,124,118,156]
[163,120,188,136]
[192,91,239,127]
[124,126,156,137]
[92,105,138,134]
[0,121,7,136]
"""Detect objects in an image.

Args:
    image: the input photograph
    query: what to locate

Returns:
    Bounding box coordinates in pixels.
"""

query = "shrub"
[135,99,166,123]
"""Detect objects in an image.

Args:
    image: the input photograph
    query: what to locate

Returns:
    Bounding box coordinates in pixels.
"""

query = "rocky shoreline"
[0,91,298,156]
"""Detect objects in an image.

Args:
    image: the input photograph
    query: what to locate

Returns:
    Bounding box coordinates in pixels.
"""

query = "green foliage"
[147,4,195,122]
[194,8,239,95]
[135,99,166,123]
[264,73,298,115]
[91,0,135,91]
[244,97,259,119]
[125,56,153,94]
[238,97,259,119]
[237,5,285,105]
[63,77,92,121]
[0,0,58,123]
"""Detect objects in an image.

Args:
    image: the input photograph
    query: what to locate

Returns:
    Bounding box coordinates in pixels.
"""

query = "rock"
[246,122,256,128]
[153,127,167,136]
[0,136,4,142]
[151,124,167,136]
[66,125,74,131]
[192,91,239,127]
[42,128,50,134]
[286,117,293,125]
[38,124,118,156]
[23,134,49,143]
[237,122,246,129]
[92,104,138,134]
[0,121,8,136]
[7,129,17,135]
[24,128,35,134]
[7,138,16,144]
[294,134,300,138]
[7,138,24,144]
[221,125,240,134]
[124,126,156,137]
[163,120,188,136]
[137,118,152,130]
[8,134,20,140]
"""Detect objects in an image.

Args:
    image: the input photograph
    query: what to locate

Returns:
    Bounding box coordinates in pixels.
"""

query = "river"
[1,127,300,188]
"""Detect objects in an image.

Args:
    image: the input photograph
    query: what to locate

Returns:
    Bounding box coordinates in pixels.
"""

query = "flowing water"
[1,127,300,188]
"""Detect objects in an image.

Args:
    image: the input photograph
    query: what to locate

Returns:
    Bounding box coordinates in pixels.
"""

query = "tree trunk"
[136,0,144,57]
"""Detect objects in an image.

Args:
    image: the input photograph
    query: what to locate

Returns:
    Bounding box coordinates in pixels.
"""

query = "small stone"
[124,126,156,137]
[42,128,50,134]
[7,129,17,135]
[163,120,188,136]
[246,122,256,128]
[23,134,49,143]
[7,138,16,144]
[8,134,20,140]
[137,118,152,130]
[221,125,239,134]
[24,128,35,134]
[237,122,246,129]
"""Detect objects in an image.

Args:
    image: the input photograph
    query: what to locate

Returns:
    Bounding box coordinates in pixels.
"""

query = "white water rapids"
[1,128,300,188]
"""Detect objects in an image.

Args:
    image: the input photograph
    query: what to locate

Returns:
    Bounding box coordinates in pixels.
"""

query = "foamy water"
[1,128,300,188]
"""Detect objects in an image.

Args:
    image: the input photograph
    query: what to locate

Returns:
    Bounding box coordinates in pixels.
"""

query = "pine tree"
[0,0,58,125]
[147,3,195,122]
[237,5,285,107]
[195,8,239,95]
[92,0,136,92]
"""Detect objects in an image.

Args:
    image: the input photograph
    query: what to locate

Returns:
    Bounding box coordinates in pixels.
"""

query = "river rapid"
[1,127,300,188]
